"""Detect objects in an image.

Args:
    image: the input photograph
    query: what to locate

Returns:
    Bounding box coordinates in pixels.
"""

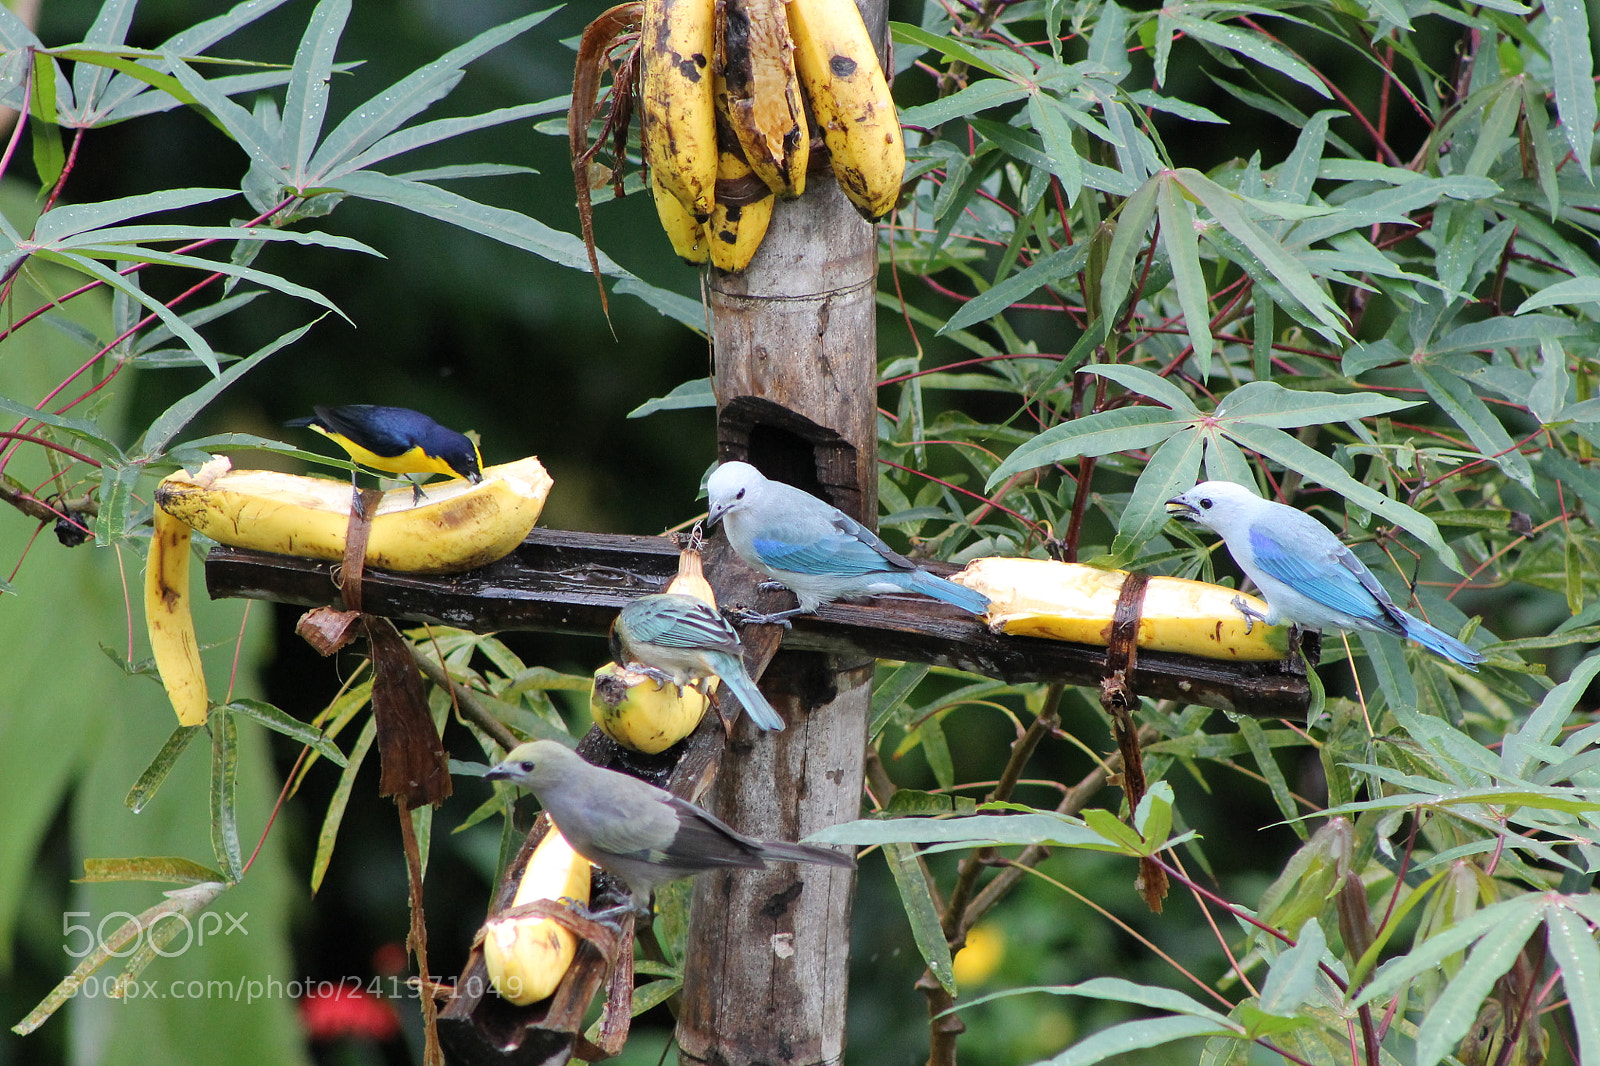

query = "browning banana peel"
[650,167,710,263]
[705,122,774,272]
[155,456,552,575]
[720,0,809,197]
[482,827,593,1005]
[788,0,905,220]
[953,557,1292,661]
[641,0,719,221]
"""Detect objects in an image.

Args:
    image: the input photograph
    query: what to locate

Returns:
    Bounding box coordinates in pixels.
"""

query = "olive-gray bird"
[484,741,853,914]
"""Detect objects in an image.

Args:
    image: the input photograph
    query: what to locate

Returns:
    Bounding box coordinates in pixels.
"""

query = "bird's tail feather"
[898,570,990,615]
[756,841,854,868]
[1398,612,1485,670]
[713,659,787,731]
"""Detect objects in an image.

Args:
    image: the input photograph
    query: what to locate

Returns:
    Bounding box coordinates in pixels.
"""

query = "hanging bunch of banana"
[572,0,904,278]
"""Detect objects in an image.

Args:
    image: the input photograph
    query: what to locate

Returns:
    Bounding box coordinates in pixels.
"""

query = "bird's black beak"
[1166,496,1198,520]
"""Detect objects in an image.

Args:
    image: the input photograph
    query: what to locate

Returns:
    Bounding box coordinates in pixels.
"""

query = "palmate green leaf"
[281,0,349,184]
[161,51,286,178]
[1110,427,1204,559]
[1544,0,1595,179]
[1258,918,1325,1015]
[309,8,555,179]
[889,22,1013,79]
[1212,380,1417,427]
[1043,1014,1232,1065]
[1029,92,1084,204]
[628,377,715,418]
[1100,177,1158,322]
[341,101,564,177]
[1084,362,1201,414]
[1414,900,1546,1066]
[71,0,137,119]
[1289,176,1499,245]
[1500,651,1600,780]
[1354,894,1542,1008]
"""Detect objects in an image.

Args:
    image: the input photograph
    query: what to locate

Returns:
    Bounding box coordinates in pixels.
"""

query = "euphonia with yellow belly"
[287,404,482,504]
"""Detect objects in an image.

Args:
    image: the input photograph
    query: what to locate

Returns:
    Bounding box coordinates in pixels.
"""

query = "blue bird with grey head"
[1166,481,1484,670]
[705,461,990,626]
[611,592,786,731]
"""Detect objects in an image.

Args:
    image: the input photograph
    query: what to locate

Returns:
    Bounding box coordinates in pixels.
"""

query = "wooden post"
[675,94,882,1066]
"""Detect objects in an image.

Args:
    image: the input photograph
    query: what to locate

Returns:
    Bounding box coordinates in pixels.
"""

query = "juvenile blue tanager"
[1166,481,1484,670]
[705,461,990,625]
[611,592,786,731]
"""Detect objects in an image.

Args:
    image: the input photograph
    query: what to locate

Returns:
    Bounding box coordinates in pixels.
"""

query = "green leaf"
[1410,361,1535,488]
[942,242,1090,335]
[312,715,376,894]
[79,856,227,884]
[1258,918,1325,1015]
[1544,0,1595,179]
[1414,900,1545,1066]
[224,698,346,767]
[1545,903,1600,1065]
[1084,362,1202,415]
[1214,380,1418,427]
[1113,427,1205,554]
[1100,178,1158,322]
[805,813,1110,850]
[1029,91,1084,202]
[40,249,220,374]
[310,9,556,177]
[209,706,242,882]
[1239,717,1305,840]
[898,79,1029,129]
[1354,895,1540,1007]
[885,841,956,993]
[986,406,1187,489]
[1516,275,1600,314]
[124,725,201,813]
[1157,177,1212,377]
[1222,421,1459,568]
[1167,14,1330,99]
[341,101,564,177]
[161,51,287,177]
[889,22,1013,79]
[281,0,349,183]
[628,377,715,418]
[1043,1014,1232,1065]
[31,188,236,242]
[138,319,316,456]
[870,662,932,736]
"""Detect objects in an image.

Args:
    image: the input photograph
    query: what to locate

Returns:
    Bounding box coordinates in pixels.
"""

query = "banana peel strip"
[952,557,1292,662]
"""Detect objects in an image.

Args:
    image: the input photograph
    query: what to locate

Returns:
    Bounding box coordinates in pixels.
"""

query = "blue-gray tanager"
[1166,481,1484,670]
[484,741,854,914]
[611,592,786,731]
[705,461,991,625]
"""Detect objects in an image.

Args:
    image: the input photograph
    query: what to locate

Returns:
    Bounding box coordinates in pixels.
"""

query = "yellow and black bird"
[286,404,483,504]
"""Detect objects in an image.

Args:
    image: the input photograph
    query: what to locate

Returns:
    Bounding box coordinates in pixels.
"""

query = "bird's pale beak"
[705,502,727,528]
[484,764,513,781]
[1166,496,1197,519]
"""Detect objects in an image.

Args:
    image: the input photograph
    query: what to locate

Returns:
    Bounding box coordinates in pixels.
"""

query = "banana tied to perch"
[144,456,553,725]
[589,536,719,753]
[952,557,1294,662]
[632,0,903,271]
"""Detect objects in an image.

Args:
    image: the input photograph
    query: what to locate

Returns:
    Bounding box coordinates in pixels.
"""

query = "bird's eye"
[1200,498,1213,509]
[735,489,745,500]
[518,761,535,772]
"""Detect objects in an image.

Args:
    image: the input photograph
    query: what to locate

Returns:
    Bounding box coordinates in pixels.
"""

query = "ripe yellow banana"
[719,0,809,197]
[589,537,718,752]
[481,826,594,1006]
[155,456,552,575]
[146,503,208,726]
[640,0,719,221]
[952,557,1292,661]
[705,127,775,272]
[787,0,905,220]
[650,167,710,263]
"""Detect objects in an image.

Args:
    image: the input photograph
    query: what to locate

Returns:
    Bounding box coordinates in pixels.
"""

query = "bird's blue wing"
[1246,525,1389,625]
[625,598,740,654]
[751,513,914,577]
